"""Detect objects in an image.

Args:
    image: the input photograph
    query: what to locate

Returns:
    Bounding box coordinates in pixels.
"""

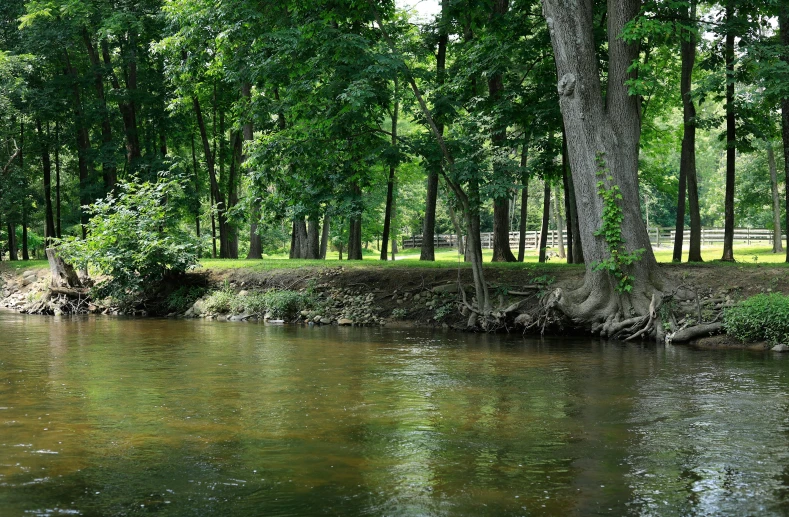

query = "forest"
[0,0,788,335]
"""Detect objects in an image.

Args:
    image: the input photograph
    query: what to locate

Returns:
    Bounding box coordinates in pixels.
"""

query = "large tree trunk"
[489,0,516,263]
[538,180,550,263]
[768,144,784,253]
[682,0,703,263]
[721,1,736,262]
[83,29,116,191]
[36,120,56,244]
[320,212,330,259]
[543,0,668,334]
[306,217,320,259]
[347,215,363,260]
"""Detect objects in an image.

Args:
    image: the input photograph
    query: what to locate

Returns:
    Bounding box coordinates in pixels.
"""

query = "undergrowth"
[724,293,789,344]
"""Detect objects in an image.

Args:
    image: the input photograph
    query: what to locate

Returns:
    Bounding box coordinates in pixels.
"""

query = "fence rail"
[401,228,786,250]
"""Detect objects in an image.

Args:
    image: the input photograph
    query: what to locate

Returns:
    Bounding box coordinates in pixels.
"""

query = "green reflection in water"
[1,311,789,516]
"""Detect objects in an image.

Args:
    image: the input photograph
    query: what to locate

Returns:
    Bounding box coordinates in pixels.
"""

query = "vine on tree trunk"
[593,153,644,293]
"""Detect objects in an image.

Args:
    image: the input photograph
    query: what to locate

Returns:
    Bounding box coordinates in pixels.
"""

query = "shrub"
[164,285,207,313]
[724,293,789,344]
[261,290,309,319]
[59,176,199,305]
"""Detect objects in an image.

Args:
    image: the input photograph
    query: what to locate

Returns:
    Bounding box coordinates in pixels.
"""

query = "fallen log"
[670,322,724,343]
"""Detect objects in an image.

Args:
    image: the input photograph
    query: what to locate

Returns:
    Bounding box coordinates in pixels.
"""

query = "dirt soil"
[3,261,787,348]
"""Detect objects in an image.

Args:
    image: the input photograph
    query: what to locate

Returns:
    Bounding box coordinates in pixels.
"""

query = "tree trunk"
[191,132,201,246]
[83,29,116,191]
[381,79,399,260]
[289,220,298,259]
[65,49,93,239]
[101,40,141,169]
[306,217,320,259]
[348,215,363,260]
[7,223,17,261]
[781,5,789,262]
[297,219,308,258]
[46,248,82,288]
[517,138,529,262]
[538,180,550,263]
[193,97,230,258]
[721,1,736,262]
[543,0,667,332]
[553,187,566,259]
[22,208,29,261]
[54,121,62,239]
[36,120,56,244]
[561,129,576,263]
[320,212,330,259]
[682,0,703,263]
[420,0,449,262]
[768,144,783,253]
[672,136,687,262]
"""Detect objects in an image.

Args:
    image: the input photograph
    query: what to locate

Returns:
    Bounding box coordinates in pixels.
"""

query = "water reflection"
[1,311,789,515]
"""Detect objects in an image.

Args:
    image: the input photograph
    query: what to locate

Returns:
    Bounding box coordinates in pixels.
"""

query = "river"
[1,310,789,516]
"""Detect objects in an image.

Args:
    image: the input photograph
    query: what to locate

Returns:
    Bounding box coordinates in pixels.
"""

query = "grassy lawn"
[3,245,786,276]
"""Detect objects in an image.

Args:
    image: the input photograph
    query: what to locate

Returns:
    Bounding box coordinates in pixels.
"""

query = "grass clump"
[724,293,789,344]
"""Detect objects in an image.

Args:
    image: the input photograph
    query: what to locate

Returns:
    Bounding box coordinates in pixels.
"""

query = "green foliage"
[59,176,199,303]
[592,154,645,293]
[163,285,207,313]
[724,294,789,344]
[204,287,311,319]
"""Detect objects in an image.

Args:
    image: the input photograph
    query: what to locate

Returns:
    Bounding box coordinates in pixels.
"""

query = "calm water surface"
[2,310,789,516]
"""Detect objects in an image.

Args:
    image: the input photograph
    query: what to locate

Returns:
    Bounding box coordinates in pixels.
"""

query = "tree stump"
[46,248,82,289]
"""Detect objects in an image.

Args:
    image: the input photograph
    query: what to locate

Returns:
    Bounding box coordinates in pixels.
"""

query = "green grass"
[0,259,48,271]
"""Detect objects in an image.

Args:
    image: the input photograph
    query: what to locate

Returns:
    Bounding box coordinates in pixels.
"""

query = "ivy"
[592,153,645,293]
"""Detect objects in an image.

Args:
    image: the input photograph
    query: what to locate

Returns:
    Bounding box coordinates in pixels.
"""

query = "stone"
[338,318,353,326]
[301,310,310,317]
[267,319,285,325]
[432,284,460,294]
[514,313,533,327]
[320,317,332,325]
[772,344,789,352]
[413,294,421,301]
[314,315,323,322]
[238,290,249,297]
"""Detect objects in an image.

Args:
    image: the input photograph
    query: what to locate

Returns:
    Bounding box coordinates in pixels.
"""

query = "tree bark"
[55,121,62,238]
[348,215,363,260]
[240,83,262,260]
[768,144,783,253]
[489,0,516,263]
[65,49,93,239]
[543,0,667,331]
[36,120,56,244]
[538,180,550,263]
[381,79,399,260]
[320,212,330,259]
[721,1,736,262]
[420,0,449,262]
[83,29,116,191]
[101,40,141,169]
[553,187,566,259]
[7,223,17,261]
[561,128,576,263]
[518,135,532,262]
[193,97,231,258]
[307,217,320,259]
[780,6,789,262]
[683,0,703,263]
[46,248,82,288]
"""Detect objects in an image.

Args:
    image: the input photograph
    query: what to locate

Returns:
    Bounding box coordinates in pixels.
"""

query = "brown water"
[1,311,789,516]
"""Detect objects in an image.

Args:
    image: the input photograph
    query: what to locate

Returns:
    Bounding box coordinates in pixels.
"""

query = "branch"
[2,145,20,175]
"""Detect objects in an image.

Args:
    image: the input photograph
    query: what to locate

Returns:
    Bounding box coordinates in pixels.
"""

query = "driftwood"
[46,248,82,289]
[671,322,723,343]
[49,286,89,297]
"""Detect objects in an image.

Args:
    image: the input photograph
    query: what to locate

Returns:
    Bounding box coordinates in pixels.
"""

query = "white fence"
[402,228,785,250]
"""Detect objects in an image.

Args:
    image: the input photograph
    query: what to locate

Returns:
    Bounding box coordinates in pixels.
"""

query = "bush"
[203,288,310,319]
[724,293,789,344]
[59,176,199,306]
